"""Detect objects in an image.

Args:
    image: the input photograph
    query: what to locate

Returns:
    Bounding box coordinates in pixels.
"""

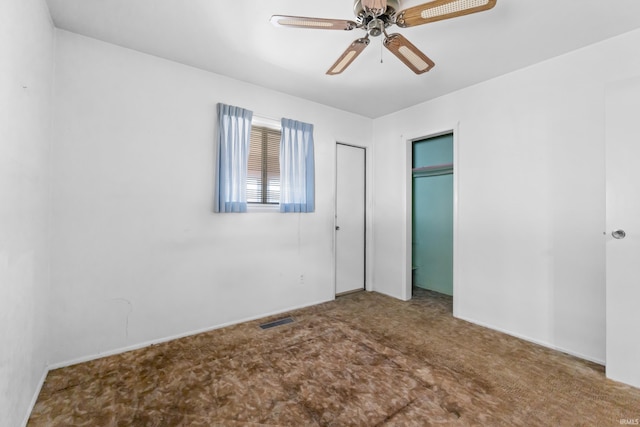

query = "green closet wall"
[412,134,453,296]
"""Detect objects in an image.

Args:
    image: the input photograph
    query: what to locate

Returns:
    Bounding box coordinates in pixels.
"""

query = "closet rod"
[412,163,453,173]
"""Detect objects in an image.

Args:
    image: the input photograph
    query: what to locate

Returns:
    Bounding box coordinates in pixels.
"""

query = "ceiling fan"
[271,0,496,75]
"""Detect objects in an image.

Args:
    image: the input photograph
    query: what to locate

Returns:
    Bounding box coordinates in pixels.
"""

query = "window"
[247,125,280,204]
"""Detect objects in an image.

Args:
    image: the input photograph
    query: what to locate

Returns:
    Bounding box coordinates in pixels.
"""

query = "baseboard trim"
[455,314,606,366]
[336,288,365,297]
[22,366,49,427]
[47,297,334,371]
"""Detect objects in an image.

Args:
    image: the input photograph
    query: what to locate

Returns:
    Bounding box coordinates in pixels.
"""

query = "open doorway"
[411,133,454,304]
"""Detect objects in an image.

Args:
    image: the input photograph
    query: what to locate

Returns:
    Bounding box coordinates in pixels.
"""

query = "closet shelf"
[412,163,453,178]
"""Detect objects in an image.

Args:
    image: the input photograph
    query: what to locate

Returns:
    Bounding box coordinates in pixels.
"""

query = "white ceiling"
[45,0,640,118]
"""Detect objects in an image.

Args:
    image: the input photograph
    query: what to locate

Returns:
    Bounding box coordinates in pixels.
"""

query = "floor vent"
[259,317,294,330]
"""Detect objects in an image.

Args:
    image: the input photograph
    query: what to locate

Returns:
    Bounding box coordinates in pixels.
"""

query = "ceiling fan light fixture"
[362,0,387,17]
[367,19,385,37]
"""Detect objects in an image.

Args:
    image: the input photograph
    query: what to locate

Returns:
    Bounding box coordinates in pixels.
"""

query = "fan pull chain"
[380,40,384,64]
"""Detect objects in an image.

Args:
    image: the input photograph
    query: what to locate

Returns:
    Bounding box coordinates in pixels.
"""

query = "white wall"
[372,29,640,363]
[49,30,373,366]
[0,0,54,425]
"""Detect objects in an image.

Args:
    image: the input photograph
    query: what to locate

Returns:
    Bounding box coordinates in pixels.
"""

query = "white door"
[605,76,640,388]
[335,143,366,295]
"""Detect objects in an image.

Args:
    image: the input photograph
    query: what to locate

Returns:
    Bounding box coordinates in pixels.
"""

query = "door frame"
[605,76,640,388]
[404,125,460,314]
[334,142,367,296]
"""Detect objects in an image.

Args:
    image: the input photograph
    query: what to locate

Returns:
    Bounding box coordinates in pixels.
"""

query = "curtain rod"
[252,114,282,130]
[253,113,281,123]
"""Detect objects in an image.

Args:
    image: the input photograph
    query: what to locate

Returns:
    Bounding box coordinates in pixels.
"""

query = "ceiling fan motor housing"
[353,0,400,19]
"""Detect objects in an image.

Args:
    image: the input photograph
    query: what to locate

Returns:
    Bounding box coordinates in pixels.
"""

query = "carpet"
[28,289,640,426]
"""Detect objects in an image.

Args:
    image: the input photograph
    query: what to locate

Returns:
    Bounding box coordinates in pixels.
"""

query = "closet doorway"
[412,133,454,296]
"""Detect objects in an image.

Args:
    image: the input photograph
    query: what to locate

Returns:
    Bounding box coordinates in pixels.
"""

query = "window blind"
[248,126,280,204]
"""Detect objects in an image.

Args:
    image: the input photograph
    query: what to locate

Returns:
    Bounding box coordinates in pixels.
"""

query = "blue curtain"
[214,103,253,213]
[279,118,315,213]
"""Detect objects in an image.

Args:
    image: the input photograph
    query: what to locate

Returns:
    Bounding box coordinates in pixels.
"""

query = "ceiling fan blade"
[396,0,496,28]
[384,33,435,74]
[270,15,357,31]
[326,37,370,75]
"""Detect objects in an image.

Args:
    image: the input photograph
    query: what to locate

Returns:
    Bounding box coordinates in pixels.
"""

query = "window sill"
[247,204,280,213]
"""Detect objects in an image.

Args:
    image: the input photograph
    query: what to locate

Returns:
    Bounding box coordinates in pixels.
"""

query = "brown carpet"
[29,289,640,426]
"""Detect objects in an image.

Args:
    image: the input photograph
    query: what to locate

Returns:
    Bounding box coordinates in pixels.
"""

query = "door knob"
[335,226,340,230]
[612,229,626,239]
